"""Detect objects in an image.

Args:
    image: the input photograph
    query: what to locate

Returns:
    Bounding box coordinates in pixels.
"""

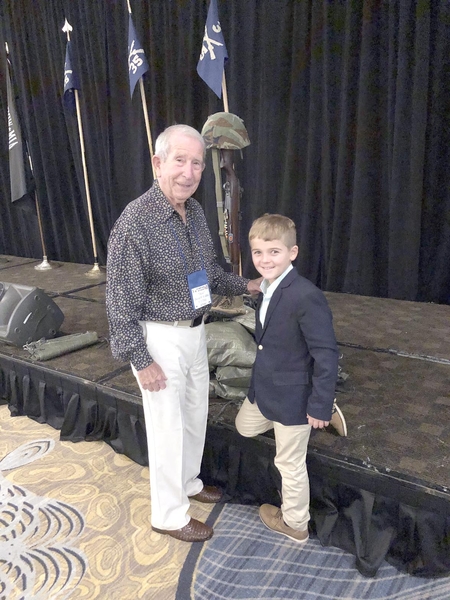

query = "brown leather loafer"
[152,518,213,542]
[189,485,222,503]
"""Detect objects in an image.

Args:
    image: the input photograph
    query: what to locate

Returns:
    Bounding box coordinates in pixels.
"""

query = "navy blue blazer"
[248,268,339,426]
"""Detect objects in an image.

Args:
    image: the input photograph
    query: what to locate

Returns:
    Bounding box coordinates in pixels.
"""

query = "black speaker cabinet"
[0,282,64,347]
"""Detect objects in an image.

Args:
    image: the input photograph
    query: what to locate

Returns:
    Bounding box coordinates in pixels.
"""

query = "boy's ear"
[290,245,299,261]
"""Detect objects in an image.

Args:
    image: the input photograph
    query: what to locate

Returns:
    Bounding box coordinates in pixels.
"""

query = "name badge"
[187,269,212,310]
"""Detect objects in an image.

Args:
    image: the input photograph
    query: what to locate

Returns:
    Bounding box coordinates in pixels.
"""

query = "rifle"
[201,111,250,276]
[220,149,242,275]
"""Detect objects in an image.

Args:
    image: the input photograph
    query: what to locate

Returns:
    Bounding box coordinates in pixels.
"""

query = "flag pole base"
[85,263,105,278]
[34,257,54,271]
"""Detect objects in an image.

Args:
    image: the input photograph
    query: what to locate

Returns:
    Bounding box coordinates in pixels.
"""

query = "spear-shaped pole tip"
[62,19,73,33]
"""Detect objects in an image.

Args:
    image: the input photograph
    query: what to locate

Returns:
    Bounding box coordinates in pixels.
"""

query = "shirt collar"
[261,264,294,297]
[150,180,194,223]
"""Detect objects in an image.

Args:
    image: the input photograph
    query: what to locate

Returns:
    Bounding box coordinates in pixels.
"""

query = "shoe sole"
[259,513,309,545]
[188,494,222,503]
[332,404,348,436]
[152,526,213,542]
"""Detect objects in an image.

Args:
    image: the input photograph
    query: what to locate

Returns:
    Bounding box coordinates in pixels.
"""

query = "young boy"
[235,214,341,544]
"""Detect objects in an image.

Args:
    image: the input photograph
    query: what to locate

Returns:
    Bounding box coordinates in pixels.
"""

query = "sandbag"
[215,365,253,388]
[24,331,99,360]
[205,320,256,368]
[209,378,248,401]
[233,306,256,334]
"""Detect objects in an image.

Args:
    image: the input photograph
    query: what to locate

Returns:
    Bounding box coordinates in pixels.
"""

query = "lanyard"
[169,218,205,275]
[169,216,212,310]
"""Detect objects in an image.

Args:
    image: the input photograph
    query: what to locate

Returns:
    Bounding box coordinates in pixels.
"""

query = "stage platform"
[0,255,449,578]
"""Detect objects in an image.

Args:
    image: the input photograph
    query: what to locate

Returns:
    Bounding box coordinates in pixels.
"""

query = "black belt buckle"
[190,315,203,328]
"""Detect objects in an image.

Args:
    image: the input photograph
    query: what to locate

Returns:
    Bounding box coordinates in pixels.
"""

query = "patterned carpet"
[0,404,213,600]
[2,402,449,600]
[178,504,450,600]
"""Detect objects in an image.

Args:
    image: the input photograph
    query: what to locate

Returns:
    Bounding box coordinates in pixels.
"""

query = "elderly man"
[106,124,261,542]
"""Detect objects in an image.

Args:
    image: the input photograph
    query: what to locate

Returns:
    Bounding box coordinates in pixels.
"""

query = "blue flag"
[63,41,80,110]
[197,0,228,98]
[128,15,149,97]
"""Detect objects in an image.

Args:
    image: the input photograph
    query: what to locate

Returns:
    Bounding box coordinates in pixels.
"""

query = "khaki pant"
[235,397,311,530]
[132,321,209,530]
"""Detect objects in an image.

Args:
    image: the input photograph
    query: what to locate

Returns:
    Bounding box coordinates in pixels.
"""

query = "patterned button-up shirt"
[106,181,249,371]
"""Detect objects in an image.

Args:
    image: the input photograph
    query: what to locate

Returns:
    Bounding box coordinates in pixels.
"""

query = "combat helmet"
[201,112,250,150]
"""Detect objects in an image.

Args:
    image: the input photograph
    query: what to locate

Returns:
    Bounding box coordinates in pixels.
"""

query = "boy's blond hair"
[249,214,297,249]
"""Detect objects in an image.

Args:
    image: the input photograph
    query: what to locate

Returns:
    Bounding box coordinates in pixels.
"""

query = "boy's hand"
[307,414,330,429]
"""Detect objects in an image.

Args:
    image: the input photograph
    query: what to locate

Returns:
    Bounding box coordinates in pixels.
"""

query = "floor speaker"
[0,282,64,347]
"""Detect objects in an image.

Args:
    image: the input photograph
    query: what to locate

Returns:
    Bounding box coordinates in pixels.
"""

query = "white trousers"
[235,397,312,530]
[132,321,209,530]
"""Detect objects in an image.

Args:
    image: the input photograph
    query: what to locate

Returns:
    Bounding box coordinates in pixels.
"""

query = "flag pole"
[63,19,102,278]
[25,138,54,271]
[6,42,53,271]
[139,78,156,179]
[221,72,229,113]
[28,146,55,270]
[34,190,53,270]
[197,0,242,275]
[127,0,156,179]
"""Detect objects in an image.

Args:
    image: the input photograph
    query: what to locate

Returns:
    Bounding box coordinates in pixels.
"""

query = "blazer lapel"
[258,269,298,340]
[254,293,264,342]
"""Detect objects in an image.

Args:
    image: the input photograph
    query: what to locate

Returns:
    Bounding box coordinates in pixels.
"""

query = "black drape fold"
[0,0,449,303]
[386,0,429,300]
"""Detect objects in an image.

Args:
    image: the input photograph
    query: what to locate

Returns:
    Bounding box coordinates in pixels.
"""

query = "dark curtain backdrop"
[0,0,449,303]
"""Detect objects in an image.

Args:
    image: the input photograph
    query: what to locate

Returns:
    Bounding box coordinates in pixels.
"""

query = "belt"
[154,315,204,328]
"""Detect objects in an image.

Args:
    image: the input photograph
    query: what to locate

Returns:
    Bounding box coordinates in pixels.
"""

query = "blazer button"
[258,344,263,350]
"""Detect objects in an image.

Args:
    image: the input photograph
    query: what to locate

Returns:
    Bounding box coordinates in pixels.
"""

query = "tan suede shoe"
[259,504,309,544]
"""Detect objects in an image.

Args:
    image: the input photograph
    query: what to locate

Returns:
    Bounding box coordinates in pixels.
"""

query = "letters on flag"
[197,0,228,98]
[6,58,33,206]
[63,40,80,110]
[128,15,149,97]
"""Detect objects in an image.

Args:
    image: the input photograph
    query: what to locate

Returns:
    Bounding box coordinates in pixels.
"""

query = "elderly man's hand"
[247,277,263,295]
[138,362,168,392]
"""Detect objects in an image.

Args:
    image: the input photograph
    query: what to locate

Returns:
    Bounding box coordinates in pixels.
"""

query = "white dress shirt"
[259,264,294,327]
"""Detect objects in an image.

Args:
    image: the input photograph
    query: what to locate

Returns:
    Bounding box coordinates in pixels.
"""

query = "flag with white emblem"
[7,62,26,203]
[63,40,80,110]
[128,14,149,97]
[6,54,34,208]
[197,0,228,98]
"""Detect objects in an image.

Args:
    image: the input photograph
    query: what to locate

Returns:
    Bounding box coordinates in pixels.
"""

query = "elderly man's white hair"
[154,124,206,161]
